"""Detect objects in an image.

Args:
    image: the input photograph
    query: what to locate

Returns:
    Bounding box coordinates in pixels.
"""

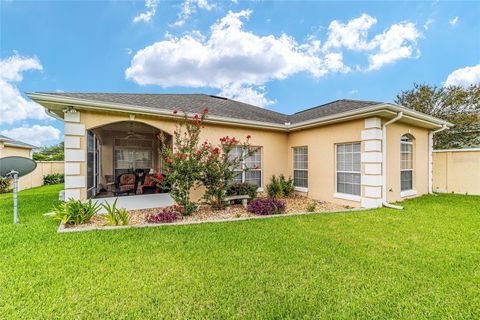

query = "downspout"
[428,124,448,193]
[382,112,404,210]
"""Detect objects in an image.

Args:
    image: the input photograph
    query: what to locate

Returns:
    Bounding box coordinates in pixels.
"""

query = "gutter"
[428,124,449,193]
[382,112,404,210]
[45,108,64,121]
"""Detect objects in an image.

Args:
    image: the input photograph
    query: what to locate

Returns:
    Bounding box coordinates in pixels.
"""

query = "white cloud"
[172,0,214,27]
[444,64,480,87]
[126,10,346,95]
[367,22,421,71]
[133,0,159,23]
[423,18,434,30]
[322,14,421,71]
[0,54,48,124]
[349,89,358,95]
[0,125,61,147]
[219,84,274,107]
[323,13,377,51]
[449,16,459,26]
[126,11,423,106]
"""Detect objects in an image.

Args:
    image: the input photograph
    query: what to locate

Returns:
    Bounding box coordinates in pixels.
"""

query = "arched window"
[400,135,414,191]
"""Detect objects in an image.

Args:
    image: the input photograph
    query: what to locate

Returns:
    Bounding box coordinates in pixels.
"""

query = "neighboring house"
[0,134,37,159]
[27,93,452,208]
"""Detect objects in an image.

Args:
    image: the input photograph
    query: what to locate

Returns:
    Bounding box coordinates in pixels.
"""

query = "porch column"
[63,110,86,201]
[360,117,383,208]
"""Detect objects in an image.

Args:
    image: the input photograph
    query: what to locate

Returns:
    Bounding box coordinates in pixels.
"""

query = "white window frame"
[400,135,415,195]
[292,146,308,192]
[335,142,361,199]
[231,146,263,191]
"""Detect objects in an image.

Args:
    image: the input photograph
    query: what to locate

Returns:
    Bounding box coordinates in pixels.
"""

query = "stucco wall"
[432,149,480,195]
[287,119,364,206]
[385,122,429,202]
[0,145,32,158]
[71,110,288,201]
[65,109,432,207]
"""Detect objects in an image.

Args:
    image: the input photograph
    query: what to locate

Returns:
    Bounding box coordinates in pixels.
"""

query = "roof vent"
[209,95,228,100]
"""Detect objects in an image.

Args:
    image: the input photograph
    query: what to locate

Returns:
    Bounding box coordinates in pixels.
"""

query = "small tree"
[160,110,209,215]
[201,135,255,209]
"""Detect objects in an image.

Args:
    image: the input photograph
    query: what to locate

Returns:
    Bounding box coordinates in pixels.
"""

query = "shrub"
[102,198,130,226]
[146,206,181,224]
[267,175,283,198]
[226,182,258,200]
[117,208,130,226]
[0,177,12,194]
[43,173,65,185]
[306,201,317,212]
[52,198,101,225]
[247,198,286,215]
[279,174,295,197]
[267,175,295,198]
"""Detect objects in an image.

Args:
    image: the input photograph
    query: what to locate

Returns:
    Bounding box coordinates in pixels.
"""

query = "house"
[26,92,452,208]
[0,134,36,159]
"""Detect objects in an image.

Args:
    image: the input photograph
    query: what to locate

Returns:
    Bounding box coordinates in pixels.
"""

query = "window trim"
[335,142,362,197]
[400,135,414,192]
[292,146,308,192]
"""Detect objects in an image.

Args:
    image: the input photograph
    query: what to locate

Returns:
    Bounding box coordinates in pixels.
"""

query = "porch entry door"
[87,131,100,198]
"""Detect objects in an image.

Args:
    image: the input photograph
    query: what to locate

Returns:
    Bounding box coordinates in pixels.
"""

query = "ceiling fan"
[124,122,146,139]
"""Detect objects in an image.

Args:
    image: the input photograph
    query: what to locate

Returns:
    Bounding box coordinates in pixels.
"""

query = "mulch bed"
[66,194,346,229]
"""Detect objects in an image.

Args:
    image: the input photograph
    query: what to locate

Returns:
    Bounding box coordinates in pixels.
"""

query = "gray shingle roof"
[0,134,37,149]
[37,93,382,125]
[289,99,381,124]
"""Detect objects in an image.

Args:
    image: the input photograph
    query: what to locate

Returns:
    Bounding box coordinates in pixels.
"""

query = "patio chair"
[113,173,136,196]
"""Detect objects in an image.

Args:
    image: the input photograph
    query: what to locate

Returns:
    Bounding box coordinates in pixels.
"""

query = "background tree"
[33,142,64,161]
[395,84,480,149]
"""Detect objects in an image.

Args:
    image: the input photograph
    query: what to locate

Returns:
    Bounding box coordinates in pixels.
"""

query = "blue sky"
[1,0,479,146]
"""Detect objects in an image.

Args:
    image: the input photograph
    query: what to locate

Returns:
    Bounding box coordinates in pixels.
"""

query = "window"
[400,135,413,191]
[336,142,361,196]
[293,147,308,190]
[114,148,153,177]
[229,146,262,188]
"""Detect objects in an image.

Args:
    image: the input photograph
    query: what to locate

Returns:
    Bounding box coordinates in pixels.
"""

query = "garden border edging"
[57,207,371,233]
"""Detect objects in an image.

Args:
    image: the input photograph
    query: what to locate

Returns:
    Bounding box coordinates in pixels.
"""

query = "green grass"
[1,185,479,319]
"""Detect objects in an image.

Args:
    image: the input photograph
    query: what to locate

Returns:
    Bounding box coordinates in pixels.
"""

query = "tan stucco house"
[27,92,452,208]
[0,134,36,159]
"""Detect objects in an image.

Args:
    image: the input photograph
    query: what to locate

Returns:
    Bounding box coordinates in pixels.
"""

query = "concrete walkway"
[93,193,174,213]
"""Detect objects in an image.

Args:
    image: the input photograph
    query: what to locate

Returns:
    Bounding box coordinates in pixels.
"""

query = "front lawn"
[0,185,479,318]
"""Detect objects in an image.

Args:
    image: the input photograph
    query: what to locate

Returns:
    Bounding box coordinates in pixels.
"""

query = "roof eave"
[289,103,453,130]
[26,92,288,131]
[26,93,452,131]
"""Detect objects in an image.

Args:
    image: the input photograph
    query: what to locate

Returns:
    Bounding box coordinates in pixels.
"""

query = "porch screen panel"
[336,142,361,196]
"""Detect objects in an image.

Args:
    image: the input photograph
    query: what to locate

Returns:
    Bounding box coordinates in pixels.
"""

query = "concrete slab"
[93,193,174,213]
